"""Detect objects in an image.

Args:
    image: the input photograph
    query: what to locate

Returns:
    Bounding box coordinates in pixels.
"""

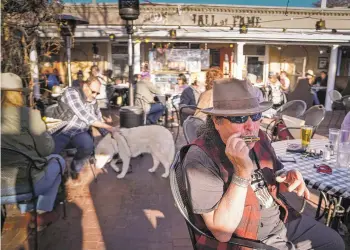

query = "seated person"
[1,73,66,229]
[280,71,290,93]
[316,71,328,87]
[179,80,201,124]
[176,73,189,93]
[195,67,223,121]
[305,70,321,105]
[182,78,344,250]
[265,72,285,109]
[72,70,85,88]
[47,68,61,90]
[135,72,165,124]
[51,77,113,179]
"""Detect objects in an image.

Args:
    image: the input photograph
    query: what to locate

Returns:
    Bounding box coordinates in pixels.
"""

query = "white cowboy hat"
[306,70,315,77]
[1,73,31,93]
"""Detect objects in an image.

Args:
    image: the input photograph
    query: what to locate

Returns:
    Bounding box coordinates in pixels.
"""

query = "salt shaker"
[323,145,331,161]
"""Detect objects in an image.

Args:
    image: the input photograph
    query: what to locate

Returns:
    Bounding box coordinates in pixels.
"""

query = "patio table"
[271,139,350,228]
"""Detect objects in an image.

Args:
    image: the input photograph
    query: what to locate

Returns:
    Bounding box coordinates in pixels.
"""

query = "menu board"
[149,49,210,73]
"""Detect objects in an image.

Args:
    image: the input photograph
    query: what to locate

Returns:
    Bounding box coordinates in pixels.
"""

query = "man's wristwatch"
[231,174,251,188]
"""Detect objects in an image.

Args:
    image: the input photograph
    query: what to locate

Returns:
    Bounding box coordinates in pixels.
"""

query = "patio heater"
[119,0,140,106]
[57,14,89,87]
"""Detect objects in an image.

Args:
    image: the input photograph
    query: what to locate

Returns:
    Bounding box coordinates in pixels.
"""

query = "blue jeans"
[312,90,320,105]
[17,155,65,213]
[53,132,94,173]
[147,103,165,124]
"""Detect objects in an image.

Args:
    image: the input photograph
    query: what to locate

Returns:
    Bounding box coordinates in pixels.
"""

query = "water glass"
[329,128,340,151]
[337,142,350,168]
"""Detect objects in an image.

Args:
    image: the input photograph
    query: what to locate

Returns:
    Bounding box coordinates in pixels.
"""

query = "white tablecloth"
[272,139,350,198]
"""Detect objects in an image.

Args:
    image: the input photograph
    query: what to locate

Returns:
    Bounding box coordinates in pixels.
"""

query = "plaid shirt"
[187,130,295,250]
[58,88,107,137]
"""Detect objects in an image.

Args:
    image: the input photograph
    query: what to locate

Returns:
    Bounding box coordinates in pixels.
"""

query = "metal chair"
[328,90,347,127]
[1,147,67,250]
[182,116,205,144]
[169,150,278,250]
[275,100,307,119]
[277,105,326,140]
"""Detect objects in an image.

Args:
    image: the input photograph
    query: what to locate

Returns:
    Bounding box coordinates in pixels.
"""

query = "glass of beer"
[301,125,313,149]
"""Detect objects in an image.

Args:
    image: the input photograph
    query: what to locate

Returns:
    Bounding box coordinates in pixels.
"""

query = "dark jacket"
[179,86,200,124]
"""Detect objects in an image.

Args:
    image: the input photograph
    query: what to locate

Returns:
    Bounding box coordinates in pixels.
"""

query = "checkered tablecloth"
[272,139,350,199]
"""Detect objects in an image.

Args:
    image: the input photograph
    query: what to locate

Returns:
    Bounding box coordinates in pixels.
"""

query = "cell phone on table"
[278,155,297,163]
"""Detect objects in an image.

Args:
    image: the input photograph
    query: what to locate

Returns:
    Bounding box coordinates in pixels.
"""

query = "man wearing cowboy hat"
[181,78,344,249]
[305,70,316,86]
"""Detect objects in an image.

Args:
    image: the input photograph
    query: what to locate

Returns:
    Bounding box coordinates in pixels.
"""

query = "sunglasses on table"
[314,164,332,175]
[218,113,262,124]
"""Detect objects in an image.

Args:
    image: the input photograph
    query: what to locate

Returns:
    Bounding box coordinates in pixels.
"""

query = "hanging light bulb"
[144,38,150,43]
[239,24,248,34]
[316,19,326,30]
[169,29,177,39]
[109,34,116,41]
[229,44,234,48]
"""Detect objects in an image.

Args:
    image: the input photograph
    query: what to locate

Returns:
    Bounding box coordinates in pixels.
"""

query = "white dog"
[95,125,175,179]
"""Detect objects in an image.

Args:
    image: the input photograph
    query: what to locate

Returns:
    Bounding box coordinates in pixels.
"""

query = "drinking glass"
[337,142,350,168]
[328,128,340,151]
[301,126,313,149]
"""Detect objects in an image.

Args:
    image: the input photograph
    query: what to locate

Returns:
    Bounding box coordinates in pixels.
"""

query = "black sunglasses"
[219,113,262,124]
[88,86,100,95]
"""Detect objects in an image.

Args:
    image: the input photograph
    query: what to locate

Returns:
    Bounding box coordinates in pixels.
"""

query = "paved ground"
[1,110,349,250]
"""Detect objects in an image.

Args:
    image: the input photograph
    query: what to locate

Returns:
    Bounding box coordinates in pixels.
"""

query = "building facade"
[39,3,350,110]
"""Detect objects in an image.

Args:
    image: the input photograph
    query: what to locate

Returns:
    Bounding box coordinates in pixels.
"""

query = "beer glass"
[301,125,313,149]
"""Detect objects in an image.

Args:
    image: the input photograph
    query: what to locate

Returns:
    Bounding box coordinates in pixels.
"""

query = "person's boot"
[26,210,60,232]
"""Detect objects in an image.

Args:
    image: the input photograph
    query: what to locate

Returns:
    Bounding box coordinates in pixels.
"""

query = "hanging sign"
[192,14,261,27]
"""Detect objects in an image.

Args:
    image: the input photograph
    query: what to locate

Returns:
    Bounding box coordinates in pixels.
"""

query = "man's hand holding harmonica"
[225,133,254,179]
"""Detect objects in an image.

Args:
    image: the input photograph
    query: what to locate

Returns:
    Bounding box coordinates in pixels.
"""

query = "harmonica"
[242,136,260,143]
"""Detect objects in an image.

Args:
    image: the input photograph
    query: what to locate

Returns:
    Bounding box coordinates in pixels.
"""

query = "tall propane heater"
[119,0,140,106]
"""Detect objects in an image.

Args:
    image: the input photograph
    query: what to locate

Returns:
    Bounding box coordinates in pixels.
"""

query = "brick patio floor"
[1,110,349,250]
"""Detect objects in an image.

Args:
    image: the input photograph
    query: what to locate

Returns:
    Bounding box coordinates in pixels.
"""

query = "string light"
[316,19,326,30]
[109,34,116,41]
[169,29,177,39]
[239,24,248,34]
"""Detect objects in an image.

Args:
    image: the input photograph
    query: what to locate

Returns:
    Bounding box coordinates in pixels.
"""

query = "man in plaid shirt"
[52,77,113,179]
